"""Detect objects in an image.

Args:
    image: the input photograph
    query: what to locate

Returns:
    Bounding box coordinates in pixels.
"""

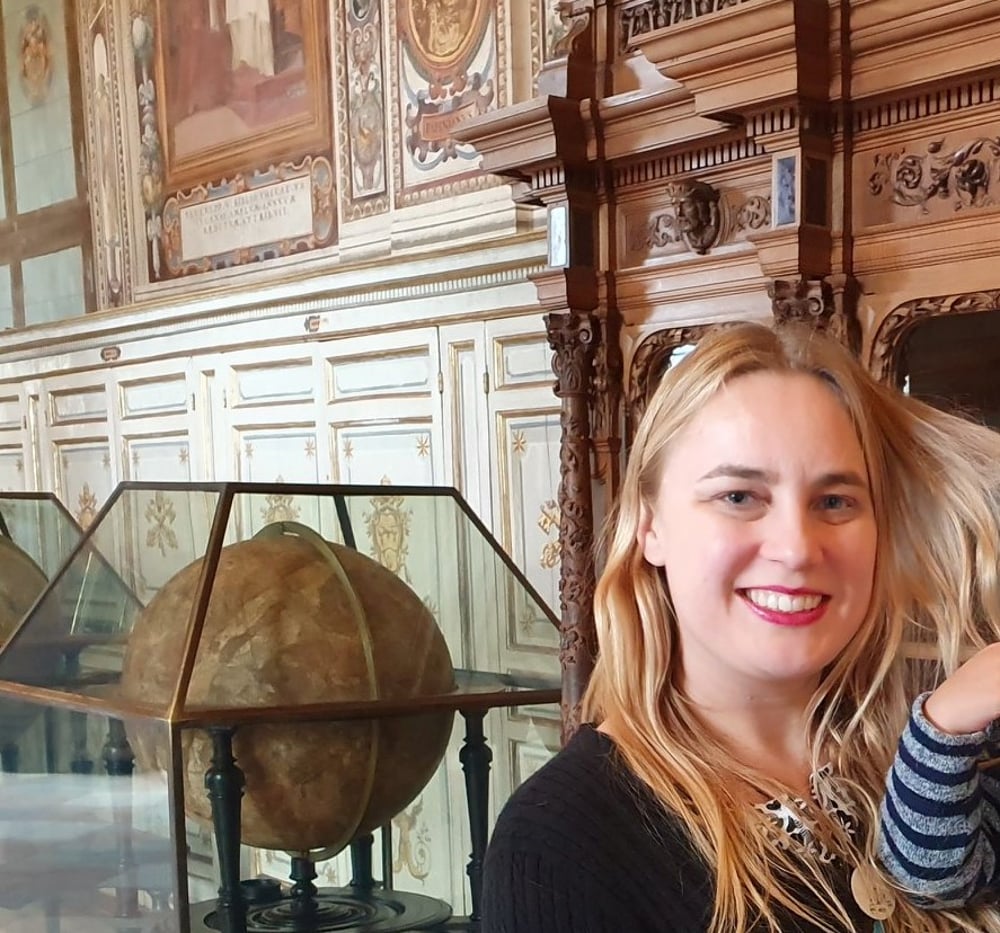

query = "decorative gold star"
[179,447,189,464]
[244,441,254,460]
[416,435,430,457]
[305,438,316,459]
[512,431,527,456]
[343,439,354,460]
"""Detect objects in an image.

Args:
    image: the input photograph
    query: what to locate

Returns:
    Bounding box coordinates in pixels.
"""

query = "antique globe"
[120,522,456,854]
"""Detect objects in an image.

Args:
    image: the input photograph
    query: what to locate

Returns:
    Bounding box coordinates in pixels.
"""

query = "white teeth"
[745,589,823,613]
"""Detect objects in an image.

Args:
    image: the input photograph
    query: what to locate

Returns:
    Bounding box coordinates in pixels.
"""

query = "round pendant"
[851,864,895,920]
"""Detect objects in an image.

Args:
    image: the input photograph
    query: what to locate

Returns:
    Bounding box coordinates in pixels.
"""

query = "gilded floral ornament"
[261,488,300,524]
[76,484,99,529]
[144,492,178,557]
[392,799,431,880]
[538,500,561,570]
[364,491,412,580]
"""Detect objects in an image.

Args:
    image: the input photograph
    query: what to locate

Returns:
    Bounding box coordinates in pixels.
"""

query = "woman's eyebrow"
[698,464,775,483]
[814,470,868,489]
[697,465,869,490]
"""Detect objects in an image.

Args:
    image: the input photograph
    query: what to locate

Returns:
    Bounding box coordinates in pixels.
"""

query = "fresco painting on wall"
[91,28,125,305]
[81,0,132,308]
[345,0,387,202]
[156,0,330,189]
[392,0,500,205]
[19,5,54,106]
[129,0,336,281]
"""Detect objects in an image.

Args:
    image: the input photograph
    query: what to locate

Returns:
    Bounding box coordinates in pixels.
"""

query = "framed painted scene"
[153,0,331,191]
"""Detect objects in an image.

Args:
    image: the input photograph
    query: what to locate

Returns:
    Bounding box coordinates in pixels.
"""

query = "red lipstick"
[740,590,830,628]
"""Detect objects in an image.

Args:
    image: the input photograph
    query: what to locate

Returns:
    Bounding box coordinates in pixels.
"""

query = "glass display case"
[0,490,83,579]
[0,491,83,775]
[0,482,561,933]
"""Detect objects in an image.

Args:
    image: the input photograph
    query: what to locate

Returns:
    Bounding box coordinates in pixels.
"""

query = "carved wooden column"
[545,311,598,736]
[452,1,621,739]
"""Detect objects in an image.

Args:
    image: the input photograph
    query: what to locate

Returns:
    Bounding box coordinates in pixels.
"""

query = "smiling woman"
[482,322,1000,933]
[637,369,878,714]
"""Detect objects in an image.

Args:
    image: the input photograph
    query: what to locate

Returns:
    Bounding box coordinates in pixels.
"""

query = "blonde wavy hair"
[582,321,1000,932]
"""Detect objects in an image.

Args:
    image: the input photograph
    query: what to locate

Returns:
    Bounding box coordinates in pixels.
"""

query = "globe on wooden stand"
[120,522,456,933]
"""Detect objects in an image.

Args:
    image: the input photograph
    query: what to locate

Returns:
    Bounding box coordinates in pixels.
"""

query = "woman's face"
[638,370,877,699]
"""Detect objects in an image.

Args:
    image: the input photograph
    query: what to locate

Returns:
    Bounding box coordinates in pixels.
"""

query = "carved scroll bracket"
[545,310,599,741]
[870,290,1000,386]
[769,276,860,355]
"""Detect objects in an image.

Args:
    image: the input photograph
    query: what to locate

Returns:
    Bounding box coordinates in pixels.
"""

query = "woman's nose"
[760,505,822,569]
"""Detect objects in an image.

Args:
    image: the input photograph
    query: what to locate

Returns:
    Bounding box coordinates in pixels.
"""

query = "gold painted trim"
[447,339,476,493]
[495,407,561,656]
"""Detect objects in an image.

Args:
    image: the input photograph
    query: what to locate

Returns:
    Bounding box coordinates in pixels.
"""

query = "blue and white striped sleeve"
[877,692,1000,909]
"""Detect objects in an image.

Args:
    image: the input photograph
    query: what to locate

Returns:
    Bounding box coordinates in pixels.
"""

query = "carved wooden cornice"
[597,86,731,162]
[452,96,594,200]
[853,77,1000,136]
[629,0,828,117]
[850,0,1000,101]
[870,290,1000,386]
[450,98,567,182]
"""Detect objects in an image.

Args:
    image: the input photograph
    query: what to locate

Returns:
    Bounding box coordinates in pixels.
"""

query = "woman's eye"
[818,494,852,511]
[722,491,755,506]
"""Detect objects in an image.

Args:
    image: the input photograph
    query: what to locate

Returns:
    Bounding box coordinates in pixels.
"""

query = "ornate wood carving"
[590,311,623,492]
[868,136,1000,212]
[620,0,751,49]
[546,310,598,741]
[627,325,717,439]
[736,194,771,232]
[668,180,722,254]
[769,277,861,355]
[870,290,1000,386]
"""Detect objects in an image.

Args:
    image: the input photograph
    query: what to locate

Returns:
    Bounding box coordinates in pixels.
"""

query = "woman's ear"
[636,501,667,568]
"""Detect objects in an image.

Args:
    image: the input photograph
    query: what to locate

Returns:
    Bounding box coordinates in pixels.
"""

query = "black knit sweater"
[481,724,874,933]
